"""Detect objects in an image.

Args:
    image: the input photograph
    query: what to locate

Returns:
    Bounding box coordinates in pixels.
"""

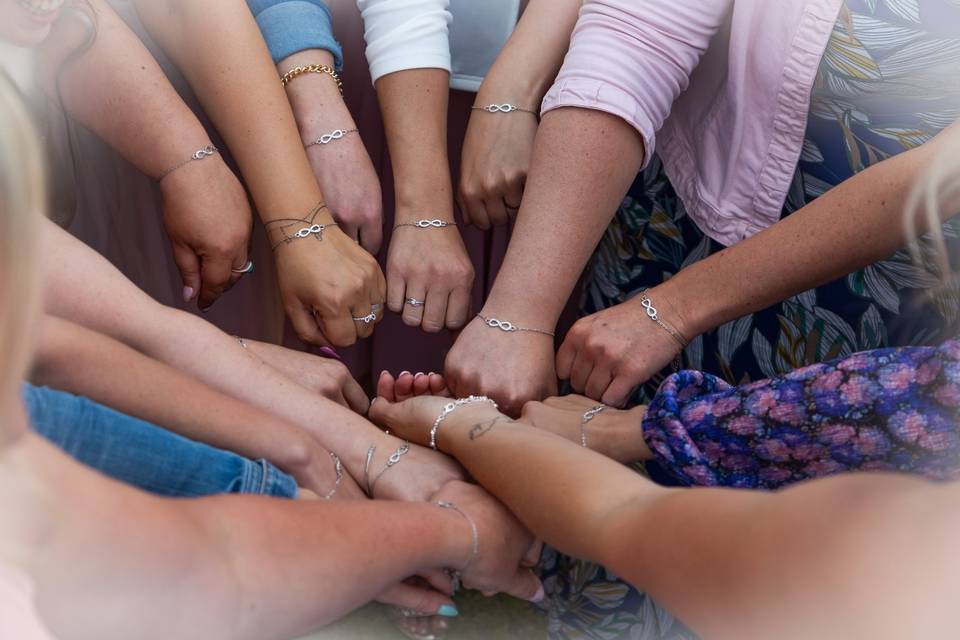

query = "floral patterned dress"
[542,1,960,638]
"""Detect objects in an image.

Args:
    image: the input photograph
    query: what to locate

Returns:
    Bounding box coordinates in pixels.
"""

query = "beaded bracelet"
[430,396,498,450]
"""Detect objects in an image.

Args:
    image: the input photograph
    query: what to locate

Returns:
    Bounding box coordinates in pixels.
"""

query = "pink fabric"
[541,0,843,246]
[0,564,56,640]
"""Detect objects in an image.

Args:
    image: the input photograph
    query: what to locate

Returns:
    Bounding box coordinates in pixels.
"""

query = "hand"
[458,107,538,229]
[519,395,651,463]
[159,157,253,310]
[444,315,557,416]
[242,339,369,413]
[556,287,690,407]
[432,481,543,601]
[288,437,366,501]
[386,225,475,332]
[272,226,386,347]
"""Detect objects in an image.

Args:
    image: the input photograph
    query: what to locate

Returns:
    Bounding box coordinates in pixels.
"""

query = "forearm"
[439,405,656,562]
[668,133,950,336]
[35,0,211,180]
[484,108,645,326]
[42,223,398,482]
[132,0,327,222]
[280,48,344,145]
[30,315,317,472]
[477,0,582,108]
[376,68,454,218]
[15,436,467,639]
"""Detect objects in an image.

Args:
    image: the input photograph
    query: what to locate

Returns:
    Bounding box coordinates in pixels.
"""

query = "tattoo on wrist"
[467,416,515,441]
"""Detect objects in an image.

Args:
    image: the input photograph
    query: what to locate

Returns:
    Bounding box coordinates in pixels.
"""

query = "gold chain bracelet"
[280,64,343,94]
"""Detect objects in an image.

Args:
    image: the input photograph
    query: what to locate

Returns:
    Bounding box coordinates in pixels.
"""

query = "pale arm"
[458,0,582,228]
[5,436,473,640]
[36,0,251,308]
[667,126,959,336]
[558,123,960,405]
[29,315,349,497]
[131,0,385,346]
[378,68,475,332]
[373,397,960,639]
[42,221,462,503]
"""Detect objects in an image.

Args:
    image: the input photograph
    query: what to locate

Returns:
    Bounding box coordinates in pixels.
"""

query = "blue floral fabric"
[542,1,960,638]
[644,340,960,489]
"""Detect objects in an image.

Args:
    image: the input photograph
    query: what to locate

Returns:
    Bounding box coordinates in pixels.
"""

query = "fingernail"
[370,397,380,406]
[182,287,194,303]
[414,372,425,378]
[319,346,341,360]
[530,584,545,603]
[379,369,388,377]
[437,605,459,618]
[428,372,436,376]
[399,370,411,376]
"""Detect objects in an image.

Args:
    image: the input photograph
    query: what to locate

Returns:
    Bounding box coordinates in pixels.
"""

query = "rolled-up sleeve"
[247,0,344,71]
[542,0,731,168]
[357,0,452,84]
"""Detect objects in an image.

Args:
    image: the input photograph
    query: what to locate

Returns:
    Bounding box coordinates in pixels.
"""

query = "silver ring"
[352,311,378,324]
[231,260,254,274]
[405,297,425,308]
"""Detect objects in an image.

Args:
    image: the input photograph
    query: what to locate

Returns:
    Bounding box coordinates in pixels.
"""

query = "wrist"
[477,71,546,110]
[432,498,475,570]
[649,277,712,339]
[437,404,504,454]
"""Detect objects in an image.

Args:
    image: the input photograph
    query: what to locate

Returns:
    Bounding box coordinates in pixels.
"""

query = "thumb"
[171,242,201,303]
[504,568,544,604]
[367,395,398,429]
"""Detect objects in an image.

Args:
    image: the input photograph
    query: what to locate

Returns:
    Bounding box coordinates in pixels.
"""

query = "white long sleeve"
[357,0,453,84]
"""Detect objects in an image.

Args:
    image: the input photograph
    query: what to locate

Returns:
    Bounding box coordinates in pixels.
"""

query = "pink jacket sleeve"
[541,0,732,168]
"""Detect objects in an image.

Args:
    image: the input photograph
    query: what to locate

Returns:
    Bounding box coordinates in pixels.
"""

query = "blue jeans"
[22,384,297,499]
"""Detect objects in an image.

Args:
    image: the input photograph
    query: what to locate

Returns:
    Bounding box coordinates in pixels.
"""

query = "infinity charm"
[294,223,329,239]
[353,311,378,324]
[386,444,410,466]
[192,146,217,159]
[316,129,347,145]
[640,298,659,320]
[481,103,520,113]
[483,317,517,332]
[414,219,450,228]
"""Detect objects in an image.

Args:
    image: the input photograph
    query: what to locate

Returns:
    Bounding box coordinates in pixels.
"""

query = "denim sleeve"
[247,0,344,71]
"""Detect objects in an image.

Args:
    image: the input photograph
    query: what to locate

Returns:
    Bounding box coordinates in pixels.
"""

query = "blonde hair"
[0,72,44,437]
[904,127,960,284]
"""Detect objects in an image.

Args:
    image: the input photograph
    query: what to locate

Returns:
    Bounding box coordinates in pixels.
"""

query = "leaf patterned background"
[543,1,960,638]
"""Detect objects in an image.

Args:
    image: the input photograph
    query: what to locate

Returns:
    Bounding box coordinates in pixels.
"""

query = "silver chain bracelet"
[430,396,498,450]
[638,293,688,372]
[321,452,343,501]
[369,442,410,496]
[394,219,457,229]
[471,103,537,115]
[157,145,218,181]
[305,128,359,149]
[477,314,555,338]
[580,405,607,449]
[437,500,480,572]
